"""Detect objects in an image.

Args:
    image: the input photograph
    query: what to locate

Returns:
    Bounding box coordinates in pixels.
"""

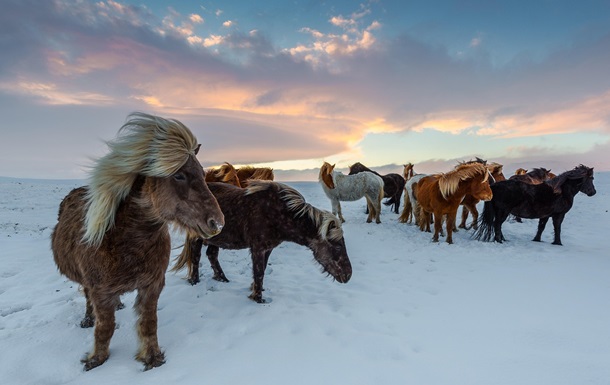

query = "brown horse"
[236,166,274,187]
[514,168,528,175]
[173,181,352,303]
[205,162,242,187]
[51,113,224,371]
[415,163,492,244]
[403,163,416,181]
[458,162,506,230]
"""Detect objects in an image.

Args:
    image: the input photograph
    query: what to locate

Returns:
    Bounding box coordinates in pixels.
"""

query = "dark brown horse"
[348,162,406,214]
[205,162,242,187]
[236,166,274,187]
[509,167,554,222]
[173,181,352,303]
[51,113,224,371]
[474,165,595,245]
[415,163,492,244]
[458,162,506,230]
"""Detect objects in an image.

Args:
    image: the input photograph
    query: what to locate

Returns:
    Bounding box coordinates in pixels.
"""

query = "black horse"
[172,181,352,303]
[348,162,406,213]
[473,165,596,245]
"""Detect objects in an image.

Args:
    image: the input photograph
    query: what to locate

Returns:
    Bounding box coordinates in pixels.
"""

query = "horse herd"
[50,113,597,371]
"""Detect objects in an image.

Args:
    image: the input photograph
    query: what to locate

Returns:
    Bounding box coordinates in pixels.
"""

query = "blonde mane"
[245,180,343,241]
[84,112,199,246]
[437,163,489,200]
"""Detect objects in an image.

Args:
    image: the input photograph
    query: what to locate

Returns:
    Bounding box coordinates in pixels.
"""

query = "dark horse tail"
[473,200,495,241]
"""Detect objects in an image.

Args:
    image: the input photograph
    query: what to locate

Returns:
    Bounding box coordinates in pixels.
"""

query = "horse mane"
[84,112,199,246]
[245,180,343,241]
[437,163,489,200]
[486,162,503,174]
[458,157,487,166]
[250,168,274,180]
[515,168,528,175]
[546,165,593,194]
[319,162,335,189]
[207,162,241,186]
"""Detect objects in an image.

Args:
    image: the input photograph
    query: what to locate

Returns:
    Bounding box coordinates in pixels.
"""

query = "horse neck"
[117,176,166,235]
[557,177,582,198]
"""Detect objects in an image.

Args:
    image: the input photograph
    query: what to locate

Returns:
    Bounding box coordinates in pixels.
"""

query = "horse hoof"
[249,293,266,303]
[213,274,229,283]
[187,277,200,285]
[552,241,563,246]
[80,316,95,328]
[81,353,108,371]
[142,352,166,371]
[532,238,542,242]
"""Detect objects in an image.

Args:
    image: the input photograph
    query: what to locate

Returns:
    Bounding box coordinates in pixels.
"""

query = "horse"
[348,162,406,214]
[205,162,242,187]
[403,163,416,181]
[415,162,492,244]
[318,162,384,223]
[172,181,352,303]
[51,113,224,371]
[398,171,427,225]
[474,165,596,245]
[509,167,553,184]
[236,166,274,187]
[458,161,506,230]
[508,167,554,222]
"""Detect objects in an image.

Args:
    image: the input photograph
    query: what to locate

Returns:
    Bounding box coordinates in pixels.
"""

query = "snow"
[0,174,609,385]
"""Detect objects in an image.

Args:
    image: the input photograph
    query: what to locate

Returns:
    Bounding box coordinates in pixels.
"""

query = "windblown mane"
[245,180,343,241]
[546,165,593,194]
[84,112,199,246]
[487,162,503,174]
[207,162,241,186]
[437,163,489,200]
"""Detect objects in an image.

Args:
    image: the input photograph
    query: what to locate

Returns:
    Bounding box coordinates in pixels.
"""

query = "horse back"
[205,182,288,251]
[492,180,565,219]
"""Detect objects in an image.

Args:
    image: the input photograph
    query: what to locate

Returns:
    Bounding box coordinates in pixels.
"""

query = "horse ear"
[194,144,201,155]
[331,164,336,170]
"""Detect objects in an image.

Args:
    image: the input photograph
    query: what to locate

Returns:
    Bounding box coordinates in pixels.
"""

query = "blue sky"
[1,0,610,179]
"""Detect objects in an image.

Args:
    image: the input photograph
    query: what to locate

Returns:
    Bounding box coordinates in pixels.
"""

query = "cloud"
[222,20,234,28]
[1,0,610,178]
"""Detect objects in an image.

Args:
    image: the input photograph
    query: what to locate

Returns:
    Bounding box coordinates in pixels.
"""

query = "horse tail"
[398,187,412,223]
[171,231,198,277]
[473,200,495,241]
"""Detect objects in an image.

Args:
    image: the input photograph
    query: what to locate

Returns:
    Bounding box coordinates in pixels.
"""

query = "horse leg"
[206,244,229,282]
[80,287,95,328]
[494,211,510,243]
[551,213,565,246]
[458,205,469,229]
[445,211,457,244]
[81,290,116,370]
[333,199,345,223]
[432,213,442,242]
[134,284,165,370]
[469,205,480,231]
[533,217,549,242]
[365,197,374,223]
[393,191,401,214]
[249,249,268,303]
[187,237,204,285]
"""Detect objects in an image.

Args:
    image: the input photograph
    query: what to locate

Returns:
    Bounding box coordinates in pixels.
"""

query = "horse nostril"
[208,218,223,233]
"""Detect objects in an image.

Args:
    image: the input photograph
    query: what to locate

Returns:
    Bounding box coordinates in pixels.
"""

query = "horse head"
[403,163,415,181]
[578,166,596,196]
[309,213,352,283]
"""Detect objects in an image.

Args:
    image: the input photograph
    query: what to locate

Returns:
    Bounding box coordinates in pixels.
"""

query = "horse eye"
[173,172,186,181]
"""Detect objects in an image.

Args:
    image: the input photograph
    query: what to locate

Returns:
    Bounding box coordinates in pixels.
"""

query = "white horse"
[319,162,384,223]
[398,172,427,225]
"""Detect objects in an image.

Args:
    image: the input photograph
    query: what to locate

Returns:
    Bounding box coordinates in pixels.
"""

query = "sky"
[1,0,610,179]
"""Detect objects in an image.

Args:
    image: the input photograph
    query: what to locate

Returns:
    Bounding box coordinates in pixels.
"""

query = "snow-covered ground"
[0,174,608,385]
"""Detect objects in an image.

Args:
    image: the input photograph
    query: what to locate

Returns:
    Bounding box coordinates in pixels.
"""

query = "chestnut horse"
[51,113,224,371]
[348,162,406,214]
[458,162,506,230]
[403,163,416,181]
[509,167,553,184]
[415,163,492,244]
[236,166,274,187]
[474,165,595,245]
[205,162,242,187]
[173,181,352,303]
[319,162,384,223]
